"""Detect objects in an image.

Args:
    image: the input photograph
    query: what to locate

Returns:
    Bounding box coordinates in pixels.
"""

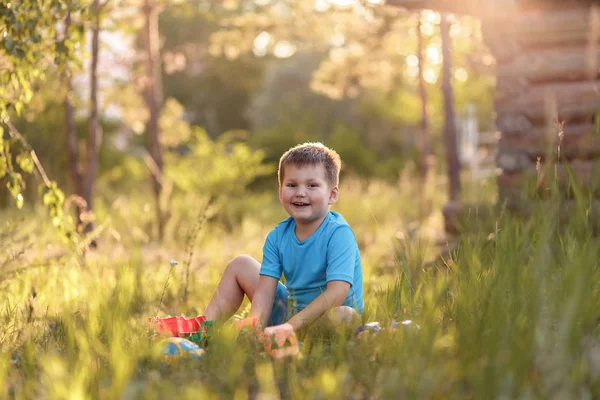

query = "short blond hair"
[278,142,342,188]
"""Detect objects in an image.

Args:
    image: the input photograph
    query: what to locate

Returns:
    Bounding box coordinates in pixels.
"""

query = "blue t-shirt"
[260,211,364,314]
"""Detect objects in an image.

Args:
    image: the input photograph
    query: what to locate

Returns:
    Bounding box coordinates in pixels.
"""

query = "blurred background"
[0,0,501,281]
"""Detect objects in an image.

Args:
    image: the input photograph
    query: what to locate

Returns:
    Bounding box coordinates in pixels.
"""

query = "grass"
[1,171,599,399]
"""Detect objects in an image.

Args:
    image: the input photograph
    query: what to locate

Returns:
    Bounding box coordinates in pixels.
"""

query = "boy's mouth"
[292,202,310,207]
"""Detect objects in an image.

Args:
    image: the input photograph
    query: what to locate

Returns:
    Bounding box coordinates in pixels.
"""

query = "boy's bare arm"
[250,275,279,328]
[287,280,350,331]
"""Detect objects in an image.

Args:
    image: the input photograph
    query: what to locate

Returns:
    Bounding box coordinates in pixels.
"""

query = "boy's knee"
[227,254,254,270]
[326,306,361,331]
[225,255,259,277]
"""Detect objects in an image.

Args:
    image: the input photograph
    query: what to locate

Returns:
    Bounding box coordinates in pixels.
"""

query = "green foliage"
[1,123,76,245]
[41,182,77,245]
[166,128,273,195]
[0,0,85,243]
[164,128,275,234]
[0,0,85,117]
[160,6,265,136]
[0,137,30,209]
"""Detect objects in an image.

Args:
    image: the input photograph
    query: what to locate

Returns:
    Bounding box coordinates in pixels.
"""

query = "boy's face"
[279,163,339,228]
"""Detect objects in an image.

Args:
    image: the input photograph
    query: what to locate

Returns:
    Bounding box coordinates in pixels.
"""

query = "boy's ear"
[278,185,283,203]
[328,185,339,205]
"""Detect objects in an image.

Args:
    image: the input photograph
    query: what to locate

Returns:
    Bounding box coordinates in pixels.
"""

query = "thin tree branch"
[2,117,52,188]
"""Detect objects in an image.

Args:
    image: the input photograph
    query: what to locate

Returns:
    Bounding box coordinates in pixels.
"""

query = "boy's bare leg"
[203,255,261,321]
[325,306,361,331]
[302,306,361,337]
[325,306,362,333]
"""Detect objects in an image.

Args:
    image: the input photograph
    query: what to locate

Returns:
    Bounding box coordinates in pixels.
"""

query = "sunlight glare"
[255,0,271,5]
[406,54,419,67]
[224,45,241,60]
[422,10,440,24]
[223,0,238,10]
[253,47,267,57]
[454,67,468,82]
[426,44,441,65]
[404,65,419,78]
[273,41,297,58]
[253,31,271,50]
[253,31,271,56]
[366,0,384,4]
[315,0,330,12]
[423,67,438,84]
[330,47,346,63]
[482,54,494,66]
[327,0,355,8]
[331,31,346,47]
[450,22,462,37]
[420,22,435,37]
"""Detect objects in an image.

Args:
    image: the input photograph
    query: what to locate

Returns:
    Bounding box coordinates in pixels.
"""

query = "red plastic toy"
[148,315,207,336]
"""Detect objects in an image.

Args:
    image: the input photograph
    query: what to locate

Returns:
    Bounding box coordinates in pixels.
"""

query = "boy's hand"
[263,322,294,338]
[263,323,299,358]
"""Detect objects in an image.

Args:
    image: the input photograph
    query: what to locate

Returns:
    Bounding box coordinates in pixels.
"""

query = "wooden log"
[516,8,594,48]
[483,7,599,62]
[496,148,534,173]
[497,159,600,197]
[481,17,520,62]
[502,195,600,232]
[443,198,600,234]
[386,0,517,18]
[496,112,534,136]
[500,123,600,159]
[442,201,496,234]
[496,80,600,123]
[497,46,600,84]
[496,75,530,98]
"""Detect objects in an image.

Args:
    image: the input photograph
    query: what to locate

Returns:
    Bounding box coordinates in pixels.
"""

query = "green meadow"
[2,165,598,399]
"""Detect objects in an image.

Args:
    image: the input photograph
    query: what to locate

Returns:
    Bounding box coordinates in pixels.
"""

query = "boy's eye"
[309,183,318,188]
[287,183,296,187]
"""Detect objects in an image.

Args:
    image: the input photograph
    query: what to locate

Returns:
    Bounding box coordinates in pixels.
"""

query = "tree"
[1,0,77,207]
[441,13,461,201]
[62,9,86,228]
[0,0,89,245]
[84,0,102,218]
[416,12,431,180]
[140,0,166,239]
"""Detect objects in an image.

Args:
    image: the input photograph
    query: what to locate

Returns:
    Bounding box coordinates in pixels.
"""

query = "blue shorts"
[268,282,290,326]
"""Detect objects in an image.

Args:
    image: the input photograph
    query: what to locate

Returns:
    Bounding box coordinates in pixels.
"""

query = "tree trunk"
[83,0,101,240]
[141,0,164,239]
[62,10,88,233]
[441,14,461,202]
[416,13,430,180]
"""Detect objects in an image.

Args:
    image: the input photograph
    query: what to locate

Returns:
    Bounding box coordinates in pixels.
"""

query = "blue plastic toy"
[161,337,206,363]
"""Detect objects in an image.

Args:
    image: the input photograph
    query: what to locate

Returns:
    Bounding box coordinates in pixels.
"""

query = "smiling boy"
[202,143,364,333]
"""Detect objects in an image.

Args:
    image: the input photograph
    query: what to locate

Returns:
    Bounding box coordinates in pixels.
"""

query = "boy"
[202,142,363,334]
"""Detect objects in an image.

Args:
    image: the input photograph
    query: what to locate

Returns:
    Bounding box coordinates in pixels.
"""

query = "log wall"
[484,3,600,209]
[442,2,600,236]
